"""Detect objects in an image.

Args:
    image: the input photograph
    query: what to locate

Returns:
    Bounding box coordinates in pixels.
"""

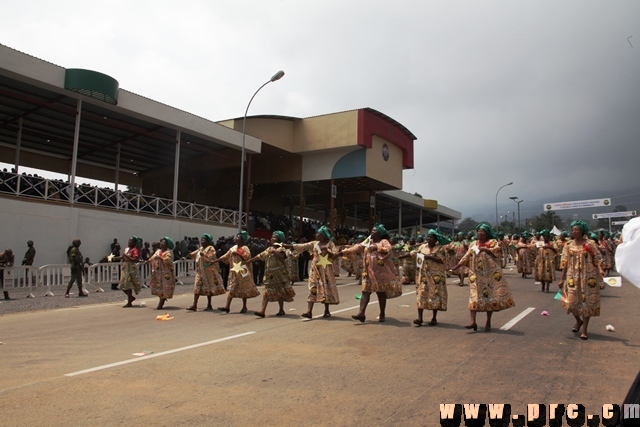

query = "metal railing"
[0,260,196,298]
[0,171,245,227]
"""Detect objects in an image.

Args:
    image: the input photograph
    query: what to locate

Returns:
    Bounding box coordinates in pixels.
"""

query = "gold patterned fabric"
[343,239,402,298]
[447,241,469,275]
[190,245,225,296]
[293,241,339,304]
[516,242,533,274]
[413,243,447,310]
[218,245,260,299]
[257,246,295,302]
[534,246,556,282]
[149,249,176,299]
[560,240,603,317]
[460,240,515,312]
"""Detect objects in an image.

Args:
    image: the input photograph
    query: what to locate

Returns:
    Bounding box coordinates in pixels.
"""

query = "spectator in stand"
[180,236,189,259]
[0,248,15,299]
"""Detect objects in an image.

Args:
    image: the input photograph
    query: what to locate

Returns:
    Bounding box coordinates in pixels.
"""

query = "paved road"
[1,265,638,426]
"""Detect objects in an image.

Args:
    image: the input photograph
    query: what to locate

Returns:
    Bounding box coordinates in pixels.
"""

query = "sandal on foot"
[275,311,286,316]
[322,313,331,318]
[239,308,248,314]
[186,306,197,311]
[378,316,385,323]
[217,307,230,313]
[254,311,265,318]
[572,321,583,333]
[428,320,438,326]
[413,319,423,326]
[464,323,478,331]
[203,306,213,311]
[301,312,312,319]
[580,334,588,340]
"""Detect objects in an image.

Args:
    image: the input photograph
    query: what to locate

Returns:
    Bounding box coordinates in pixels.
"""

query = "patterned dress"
[534,245,557,283]
[598,240,613,271]
[560,240,603,317]
[257,246,295,302]
[292,241,340,304]
[412,243,447,311]
[149,249,176,299]
[118,246,142,294]
[218,245,260,299]
[284,248,300,283]
[459,240,515,312]
[400,244,418,284]
[516,241,533,274]
[342,239,402,298]
[553,239,567,271]
[190,245,225,296]
[498,239,509,268]
[447,241,469,276]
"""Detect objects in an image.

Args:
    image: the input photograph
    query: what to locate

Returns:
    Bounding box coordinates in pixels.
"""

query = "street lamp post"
[509,196,523,233]
[237,70,285,232]
[495,182,513,231]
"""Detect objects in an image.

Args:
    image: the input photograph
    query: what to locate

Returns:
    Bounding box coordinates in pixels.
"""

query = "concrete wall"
[0,197,235,266]
[366,135,403,189]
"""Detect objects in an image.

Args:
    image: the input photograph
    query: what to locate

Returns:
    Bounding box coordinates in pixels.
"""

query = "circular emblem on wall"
[545,204,552,210]
[382,144,389,161]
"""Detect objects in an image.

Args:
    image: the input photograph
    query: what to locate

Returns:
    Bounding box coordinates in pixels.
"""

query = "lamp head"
[509,196,518,200]
[270,70,285,82]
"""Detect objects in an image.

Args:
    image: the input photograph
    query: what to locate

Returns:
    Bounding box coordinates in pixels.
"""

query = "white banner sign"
[592,211,636,219]
[612,221,630,225]
[543,198,611,211]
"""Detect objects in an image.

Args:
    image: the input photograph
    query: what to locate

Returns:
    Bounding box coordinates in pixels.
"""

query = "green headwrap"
[202,233,213,243]
[317,226,331,240]
[272,230,285,243]
[132,235,142,247]
[589,232,599,240]
[570,220,589,235]
[427,229,451,245]
[475,223,497,239]
[539,229,550,238]
[163,236,175,250]
[372,223,389,238]
[237,231,250,244]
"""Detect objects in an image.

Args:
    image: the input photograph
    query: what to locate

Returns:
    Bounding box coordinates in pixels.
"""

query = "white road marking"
[499,307,535,330]
[64,331,256,377]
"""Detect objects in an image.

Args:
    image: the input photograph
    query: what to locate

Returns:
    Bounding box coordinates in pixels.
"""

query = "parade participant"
[400,237,418,285]
[497,232,509,268]
[116,236,142,307]
[285,226,339,319]
[245,231,295,318]
[212,231,260,314]
[403,229,449,326]
[185,234,226,312]
[0,248,15,300]
[284,239,300,286]
[339,224,402,323]
[554,232,568,271]
[452,224,515,332]
[65,240,86,298]
[597,230,614,276]
[534,230,557,292]
[516,233,533,278]
[558,220,604,340]
[146,237,176,310]
[447,232,469,286]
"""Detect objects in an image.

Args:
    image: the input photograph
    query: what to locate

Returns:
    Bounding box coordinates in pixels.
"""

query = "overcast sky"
[2,0,639,222]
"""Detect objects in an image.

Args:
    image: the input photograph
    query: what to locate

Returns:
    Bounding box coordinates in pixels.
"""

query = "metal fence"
[0,260,196,297]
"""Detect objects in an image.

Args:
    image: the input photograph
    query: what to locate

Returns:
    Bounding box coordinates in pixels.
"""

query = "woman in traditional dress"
[597,230,614,276]
[402,229,449,326]
[554,232,568,271]
[452,223,515,332]
[245,231,295,318]
[447,232,469,286]
[284,240,300,286]
[212,231,260,313]
[534,230,557,292]
[186,233,226,312]
[117,236,142,307]
[285,226,339,319]
[338,224,402,323]
[497,232,509,268]
[558,220,604,340]
[146,237,176,310]
[400,237,418,285]
[516,233,533,278]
